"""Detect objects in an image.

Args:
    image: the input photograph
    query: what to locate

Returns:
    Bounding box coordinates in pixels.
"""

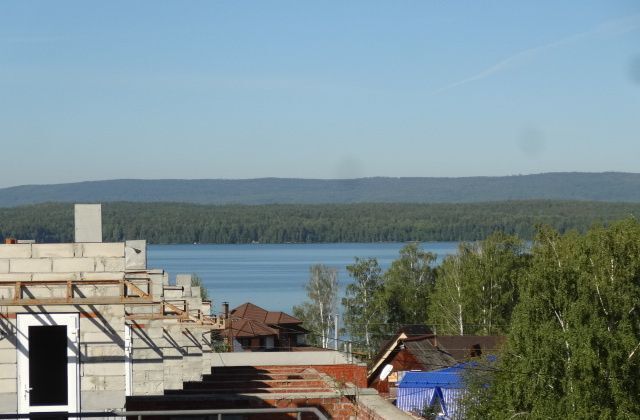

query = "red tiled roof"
[264,311,302,324]
[231,302,267,320]
[231,302,302,325]
[222,318,278,338]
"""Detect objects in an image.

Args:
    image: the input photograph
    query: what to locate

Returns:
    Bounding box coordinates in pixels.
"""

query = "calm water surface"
[148,242,459,314]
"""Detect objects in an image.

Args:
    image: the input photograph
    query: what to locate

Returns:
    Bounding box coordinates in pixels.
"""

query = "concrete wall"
[0,243,128,282]
[161,274,209,389]
[130,320,165,396]
[0,241,221,414]
[161,323,185,391]
[78,304,127,411]
[0,241,150,280]
[0,304,128,413]
[210,351,354,367]
[0,316,17,412]
[181,327,204,383]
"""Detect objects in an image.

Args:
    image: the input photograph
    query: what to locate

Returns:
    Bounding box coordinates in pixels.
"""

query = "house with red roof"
[223,302,309,351]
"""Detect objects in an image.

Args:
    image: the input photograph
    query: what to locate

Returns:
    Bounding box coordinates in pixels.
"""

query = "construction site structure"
[0,204,225,415]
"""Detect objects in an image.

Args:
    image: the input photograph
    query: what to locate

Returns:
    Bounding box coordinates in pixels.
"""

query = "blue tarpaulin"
[399,368,464,388]
[397,364,468,419]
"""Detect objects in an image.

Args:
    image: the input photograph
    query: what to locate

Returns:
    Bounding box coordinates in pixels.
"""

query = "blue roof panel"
[398,368,464,389]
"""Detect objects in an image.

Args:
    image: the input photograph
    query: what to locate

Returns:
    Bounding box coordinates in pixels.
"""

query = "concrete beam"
[95,257,126,272]
[81,272,125,280]
[82,243,125,258]
[32,272,80,281]
[10,258,52,273]
[53,258,95,273]
[0,273,32,282]
[0,244,31,259]
[32,244,75,258]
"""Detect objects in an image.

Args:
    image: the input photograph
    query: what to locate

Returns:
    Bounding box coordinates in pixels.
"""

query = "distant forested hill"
[1,201,639,244]
[1,172,640,206]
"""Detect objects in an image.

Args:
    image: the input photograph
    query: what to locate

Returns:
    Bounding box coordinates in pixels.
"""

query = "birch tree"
[429,233,525,336]
[342,257,384,358]
[293,264,338,348]
[474,220,640,418]
[429,248,471,336]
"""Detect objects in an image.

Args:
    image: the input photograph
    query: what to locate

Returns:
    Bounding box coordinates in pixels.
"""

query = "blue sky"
[1,1,639,187]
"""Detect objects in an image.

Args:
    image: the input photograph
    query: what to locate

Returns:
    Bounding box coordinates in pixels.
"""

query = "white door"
[17,313,80,415]
[124,325,132,396]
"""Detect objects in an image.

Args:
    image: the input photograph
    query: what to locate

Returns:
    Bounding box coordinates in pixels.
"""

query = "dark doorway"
[28,325,68,406]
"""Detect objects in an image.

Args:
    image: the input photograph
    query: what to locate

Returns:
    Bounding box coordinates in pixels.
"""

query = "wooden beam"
[0,297,155,306]
[13,282,21,303]
[124,280,150,298]
[66,280,72,303]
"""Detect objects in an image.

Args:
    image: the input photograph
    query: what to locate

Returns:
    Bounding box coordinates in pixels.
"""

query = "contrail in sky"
[435,13,640,94]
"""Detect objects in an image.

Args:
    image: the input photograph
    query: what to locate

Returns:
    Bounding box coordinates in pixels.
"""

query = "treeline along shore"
[2,201,640,244]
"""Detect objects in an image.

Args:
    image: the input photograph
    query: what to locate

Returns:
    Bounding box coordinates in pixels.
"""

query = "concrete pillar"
[130,320,165,396]
[182,327,203,383]
[75,204,102,243]
[161,323,185,391]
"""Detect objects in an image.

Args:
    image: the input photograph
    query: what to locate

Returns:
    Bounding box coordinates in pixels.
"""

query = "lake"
[147,242,459,314]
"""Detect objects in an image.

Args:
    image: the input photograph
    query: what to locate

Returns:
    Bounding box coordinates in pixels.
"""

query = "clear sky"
[1,1,639,187]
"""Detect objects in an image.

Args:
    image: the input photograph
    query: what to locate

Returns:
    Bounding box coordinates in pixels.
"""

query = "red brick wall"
[269,396,358,419]
[128,395,361,420]
[370,348,424,392]
[312,364,368,388]
[248,364,367,388]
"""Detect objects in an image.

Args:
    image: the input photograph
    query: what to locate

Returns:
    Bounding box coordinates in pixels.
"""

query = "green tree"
[429,232,526,335]
[6,201,640,244]
[342,257,385,358]
[460,355,498,420]
[474,221,640,419]
[429,246,472,336]
[377,243,437,331]
[293,264,338,348]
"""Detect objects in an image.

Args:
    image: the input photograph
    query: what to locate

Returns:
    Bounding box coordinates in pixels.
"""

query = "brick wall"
[370,347,423,392]
[127,394,361,420]
[246,363,367,388]
[127,393,400,420]
[312,364,368,388]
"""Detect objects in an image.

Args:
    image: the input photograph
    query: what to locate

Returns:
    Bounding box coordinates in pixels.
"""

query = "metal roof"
[398,368,464,389]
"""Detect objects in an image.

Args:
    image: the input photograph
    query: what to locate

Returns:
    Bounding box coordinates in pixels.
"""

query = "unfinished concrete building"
[0,205,410,419]
[0,204,224,416]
